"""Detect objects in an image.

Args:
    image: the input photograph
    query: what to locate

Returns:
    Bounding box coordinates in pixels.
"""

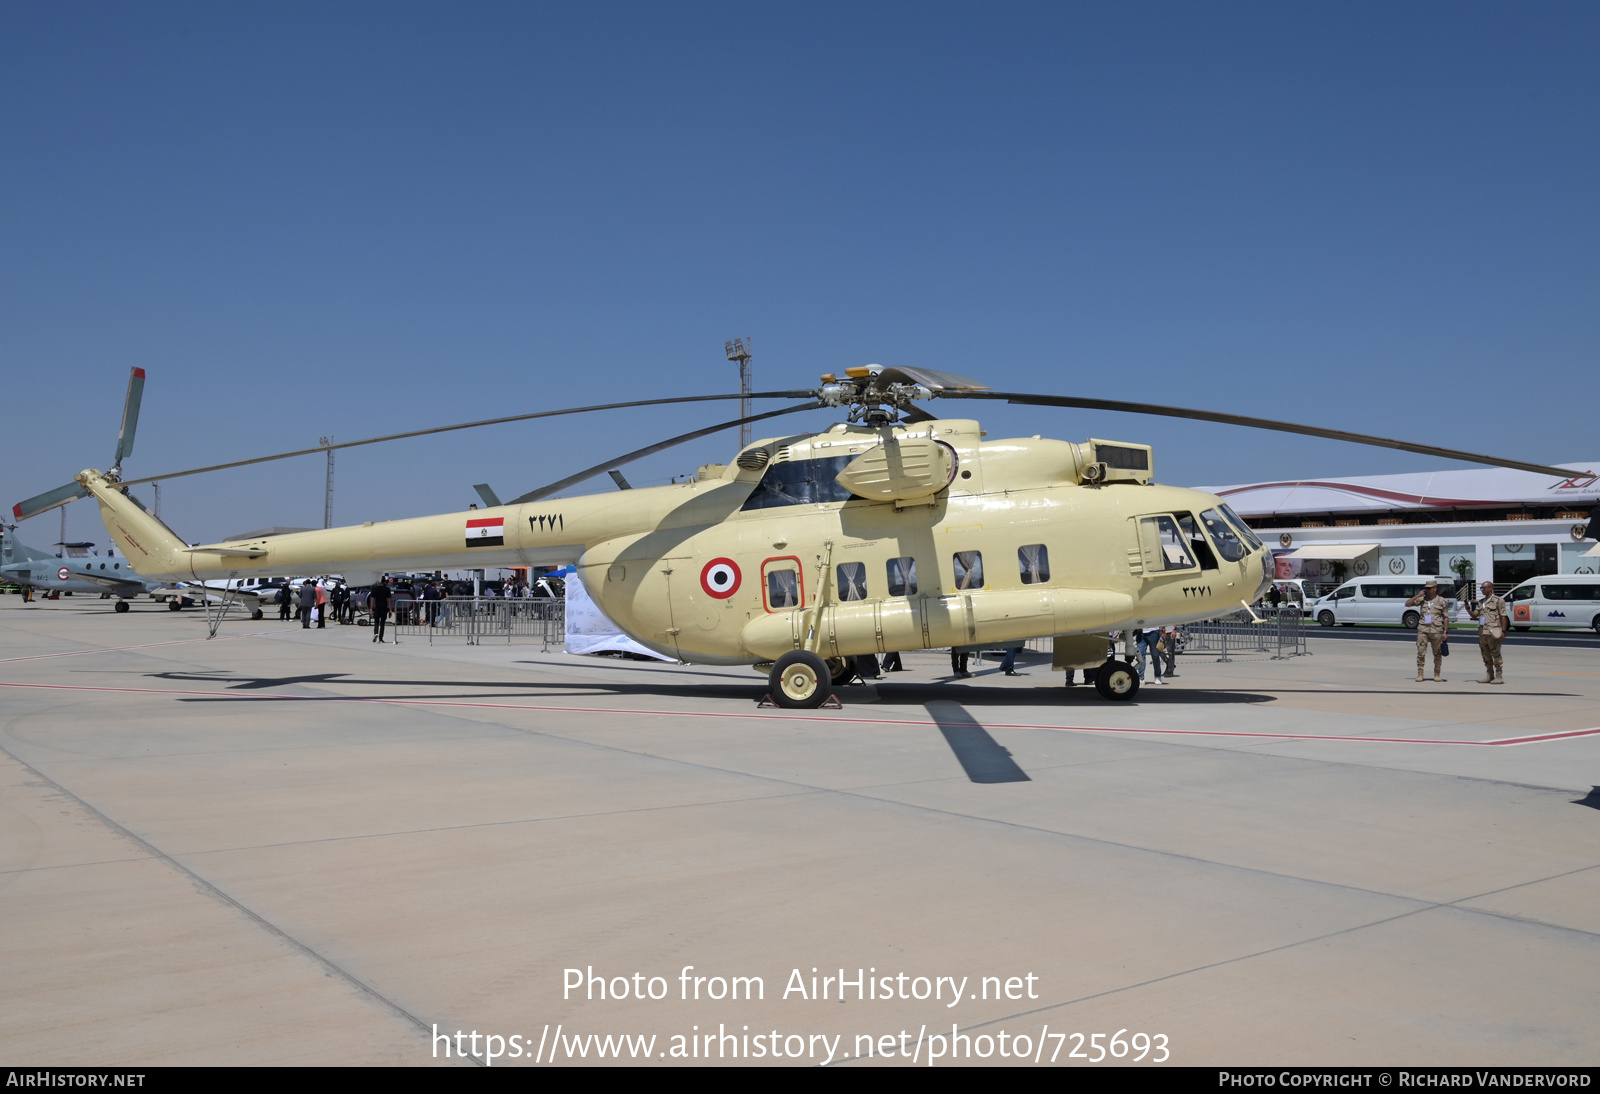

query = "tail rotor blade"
[14,483,90,522]
[114,367,147,469]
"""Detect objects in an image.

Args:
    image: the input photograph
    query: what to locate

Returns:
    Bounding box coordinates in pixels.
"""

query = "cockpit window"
[741,456,861,511]
[1200,509,1249,562]
[1218,504,1263,550]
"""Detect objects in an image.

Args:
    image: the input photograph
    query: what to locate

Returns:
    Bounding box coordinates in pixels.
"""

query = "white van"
[1261,578,1330,612]
[1312,577,1462,629]
[1503,575,1600,633]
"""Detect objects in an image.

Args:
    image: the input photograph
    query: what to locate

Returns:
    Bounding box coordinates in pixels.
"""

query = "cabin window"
[837,561,868,601]
[1018,544,1050,584]
[886,556,917,597]
[1200,509,1248,563]
[741,456,861,510]
[953,551,984,591]
[766,568,800,610]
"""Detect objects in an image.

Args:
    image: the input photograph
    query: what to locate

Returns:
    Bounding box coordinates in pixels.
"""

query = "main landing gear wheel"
[826,657,854,686]
[252,609,264,620]
[114,601,130,613]
[1318,610,1335,628]
[168,600,183,612]
[769,650,834,709]
[1094,659,1140,701]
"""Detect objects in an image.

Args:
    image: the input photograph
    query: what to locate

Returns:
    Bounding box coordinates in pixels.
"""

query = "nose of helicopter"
[1252,543,1275,600]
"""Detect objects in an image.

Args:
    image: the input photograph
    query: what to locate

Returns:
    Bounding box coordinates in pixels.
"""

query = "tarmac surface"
[3,595,1598,1066]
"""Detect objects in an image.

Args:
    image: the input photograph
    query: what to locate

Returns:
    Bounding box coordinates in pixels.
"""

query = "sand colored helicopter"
[16,365,1584,707]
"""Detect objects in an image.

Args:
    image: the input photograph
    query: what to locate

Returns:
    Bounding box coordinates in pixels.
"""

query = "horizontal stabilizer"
[14,483,90,521]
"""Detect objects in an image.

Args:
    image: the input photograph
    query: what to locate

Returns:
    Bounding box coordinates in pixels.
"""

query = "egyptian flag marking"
[466,516,505,548]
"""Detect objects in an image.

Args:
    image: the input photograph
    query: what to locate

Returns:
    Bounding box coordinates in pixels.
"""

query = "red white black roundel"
[700,558,741,599]
[57,566,71,581]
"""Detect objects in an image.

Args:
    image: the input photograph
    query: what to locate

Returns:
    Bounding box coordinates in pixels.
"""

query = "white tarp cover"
[1586,542,1600,557]
[1280,543,1380,560]
[564,571,675,661]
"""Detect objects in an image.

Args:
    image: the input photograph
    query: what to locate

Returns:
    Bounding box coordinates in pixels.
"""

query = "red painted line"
[0,630,279,664]
[1479,727,1600,746]
[0,680,1595,748]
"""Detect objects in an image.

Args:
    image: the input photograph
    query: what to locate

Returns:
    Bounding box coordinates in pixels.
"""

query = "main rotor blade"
[507,402,820,505]
[118,390,816,487]
[113,367,146,468]
[944,391,1585,480]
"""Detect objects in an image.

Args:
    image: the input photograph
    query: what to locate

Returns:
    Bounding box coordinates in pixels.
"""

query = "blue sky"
[4,2,1596,545]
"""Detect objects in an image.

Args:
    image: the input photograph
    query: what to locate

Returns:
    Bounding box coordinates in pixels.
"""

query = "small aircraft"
[16,365,1591,706]
[0,529,173,609]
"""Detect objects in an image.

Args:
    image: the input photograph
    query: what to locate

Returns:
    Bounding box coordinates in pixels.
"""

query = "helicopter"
[15,364,1588,708]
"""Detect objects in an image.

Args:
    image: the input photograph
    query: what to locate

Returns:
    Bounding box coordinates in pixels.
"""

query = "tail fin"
[76,470,189,579]
[1,530,58,564]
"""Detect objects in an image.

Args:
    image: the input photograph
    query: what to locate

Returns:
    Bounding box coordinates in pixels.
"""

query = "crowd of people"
[268,572,562,639]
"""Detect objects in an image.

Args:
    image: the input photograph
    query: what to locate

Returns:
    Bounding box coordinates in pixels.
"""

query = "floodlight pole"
[725,338,753,449]
[320,436,335,529]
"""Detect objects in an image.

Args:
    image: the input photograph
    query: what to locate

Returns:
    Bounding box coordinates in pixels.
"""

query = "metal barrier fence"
[387,596,565,648]
[1180,607,1310,662]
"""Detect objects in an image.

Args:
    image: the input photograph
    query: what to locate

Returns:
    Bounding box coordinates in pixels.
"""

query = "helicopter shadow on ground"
[143,668,765,704]
[139,668,1284,708]
[1572,787,1600,812]
[871,678,1279,707]
[924,699,1030,783]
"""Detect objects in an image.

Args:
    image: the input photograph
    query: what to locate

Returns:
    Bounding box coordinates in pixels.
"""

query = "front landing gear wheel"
[769,650,834,709]
[168,600,183,612]
[114,601,130,613]
[252,609,264,620]
[1094,659,1140,701]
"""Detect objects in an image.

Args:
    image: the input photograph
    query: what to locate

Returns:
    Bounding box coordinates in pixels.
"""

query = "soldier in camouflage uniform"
[1405,578,1451,682]
[1465,579,1509,684]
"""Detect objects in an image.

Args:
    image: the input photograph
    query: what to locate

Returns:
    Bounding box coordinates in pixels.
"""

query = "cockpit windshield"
[1200,508,1249,562]
[1218,503,1264,550]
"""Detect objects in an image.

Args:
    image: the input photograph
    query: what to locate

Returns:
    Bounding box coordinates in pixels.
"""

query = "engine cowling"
[833,436,957,503]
